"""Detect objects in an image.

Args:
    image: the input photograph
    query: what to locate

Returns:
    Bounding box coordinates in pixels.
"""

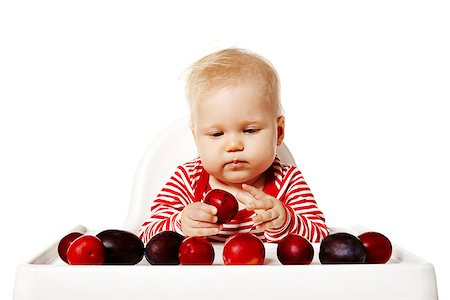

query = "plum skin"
[178,236,215,265]
[144,231,185,265]
[358,231,392,264]
[223,233,265,265]
[277,234,314,265]
[204,189,239,223]
[319,232,366,264]
[67,235,105,265]
[96,229,144,265]
[58,232,83,263]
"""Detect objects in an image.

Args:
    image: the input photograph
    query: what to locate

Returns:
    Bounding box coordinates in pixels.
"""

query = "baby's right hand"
[180,202,222,236]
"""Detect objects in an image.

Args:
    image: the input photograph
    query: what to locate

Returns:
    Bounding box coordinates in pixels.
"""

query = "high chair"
[13,117,438,300]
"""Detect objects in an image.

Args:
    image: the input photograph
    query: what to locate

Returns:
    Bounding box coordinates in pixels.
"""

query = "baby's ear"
[190,121,198,141]
[276,116,285,146]
[190,124,195,138]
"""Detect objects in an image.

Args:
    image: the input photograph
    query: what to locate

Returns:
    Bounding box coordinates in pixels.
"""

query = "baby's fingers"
[246,197,274,210]
[255,219,279,231]
[186,202,218,223]
[253,209,283,230]
[253,209,278,224]
[235,190,254,206]
[195,227,222,236]
[188,207,218,223]
[183,220,223,237]
[197,202,218,215]
[242,183,265,199]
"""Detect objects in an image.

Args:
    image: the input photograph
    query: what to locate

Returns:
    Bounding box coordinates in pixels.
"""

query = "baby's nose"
[225,137,244,152]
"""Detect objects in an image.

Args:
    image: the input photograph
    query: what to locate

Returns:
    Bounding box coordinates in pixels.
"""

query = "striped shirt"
[139,156,328,244]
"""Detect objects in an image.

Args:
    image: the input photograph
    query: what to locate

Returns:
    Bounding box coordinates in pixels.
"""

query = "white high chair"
[122,116,297,234]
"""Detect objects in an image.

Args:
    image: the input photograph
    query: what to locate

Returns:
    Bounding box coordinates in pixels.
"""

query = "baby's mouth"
[226,159,246,169]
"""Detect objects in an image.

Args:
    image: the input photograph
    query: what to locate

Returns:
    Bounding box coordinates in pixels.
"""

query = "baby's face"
[192,82,284,185]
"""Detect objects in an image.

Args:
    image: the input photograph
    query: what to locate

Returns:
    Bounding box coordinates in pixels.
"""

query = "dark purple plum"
[144,231,185,265]
[319,232,366,264]
[96,229,144,265]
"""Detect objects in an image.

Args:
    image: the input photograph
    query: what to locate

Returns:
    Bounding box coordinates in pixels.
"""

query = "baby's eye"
[209,131,224,137]
[243,128,260,134]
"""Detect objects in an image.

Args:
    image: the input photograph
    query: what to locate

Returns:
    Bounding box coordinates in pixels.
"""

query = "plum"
[58,232,83,263]
[223,233,265,265]
[96,229,144,265]
[277,234,314,265]
[204,189,239,223]
[358,231,392,264]
[178,236,215,265]
[144,231,185,265]
[319,232,366,264]
[67,235,105,265]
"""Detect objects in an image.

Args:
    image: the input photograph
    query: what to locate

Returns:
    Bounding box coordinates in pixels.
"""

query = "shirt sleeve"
[264,166,329,243]
[138,165,195,244]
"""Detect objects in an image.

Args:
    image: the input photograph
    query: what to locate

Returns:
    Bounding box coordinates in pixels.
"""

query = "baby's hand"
[180,202,223,236]
[236,184,286,230]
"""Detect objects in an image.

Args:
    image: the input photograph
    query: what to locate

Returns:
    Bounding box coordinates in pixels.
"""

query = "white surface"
[1,1,449,299]
[13,225,437,300]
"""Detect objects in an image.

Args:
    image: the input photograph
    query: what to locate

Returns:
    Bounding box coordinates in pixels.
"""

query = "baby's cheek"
[250,141,276,161]
[201,159,221,177]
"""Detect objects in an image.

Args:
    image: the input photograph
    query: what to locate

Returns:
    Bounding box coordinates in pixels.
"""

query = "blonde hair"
[185,48,282,120]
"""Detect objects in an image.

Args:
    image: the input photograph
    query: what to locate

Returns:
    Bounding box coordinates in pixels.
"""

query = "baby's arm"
[138,166,192,243]
[269,168,328,242]
[237,168,328,243]
[138,166,221,244]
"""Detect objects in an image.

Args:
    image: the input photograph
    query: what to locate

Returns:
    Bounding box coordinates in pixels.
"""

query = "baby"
[139,48,328,243]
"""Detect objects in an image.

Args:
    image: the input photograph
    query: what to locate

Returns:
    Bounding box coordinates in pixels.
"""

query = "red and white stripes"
[139,157,328,244]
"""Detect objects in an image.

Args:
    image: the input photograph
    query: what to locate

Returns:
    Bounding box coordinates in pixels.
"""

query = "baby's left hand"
[236,184,286,230]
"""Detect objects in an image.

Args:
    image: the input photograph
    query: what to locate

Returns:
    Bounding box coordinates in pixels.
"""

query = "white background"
[1,1,449,299]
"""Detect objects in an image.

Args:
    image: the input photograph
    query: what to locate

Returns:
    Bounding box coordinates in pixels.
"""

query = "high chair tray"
[14,225,437,300]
